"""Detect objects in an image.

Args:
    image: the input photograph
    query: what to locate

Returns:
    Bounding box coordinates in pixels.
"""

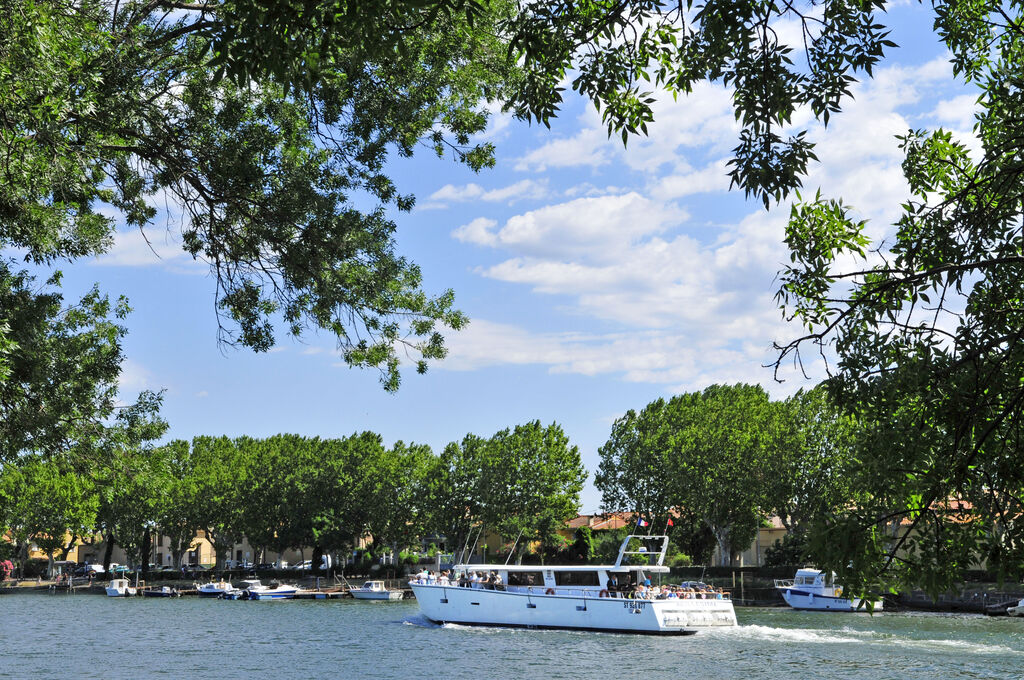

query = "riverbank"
[7,573,1022,614]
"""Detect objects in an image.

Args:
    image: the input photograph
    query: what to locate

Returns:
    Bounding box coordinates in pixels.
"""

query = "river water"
[2,593,1022,679]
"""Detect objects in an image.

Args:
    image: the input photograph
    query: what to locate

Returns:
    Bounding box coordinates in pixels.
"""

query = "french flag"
[636,518,648,527]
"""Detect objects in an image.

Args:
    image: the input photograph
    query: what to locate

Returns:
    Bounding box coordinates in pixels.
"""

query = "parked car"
[292,560,312,571]
[74,563,106,577]
[109,563,130,575]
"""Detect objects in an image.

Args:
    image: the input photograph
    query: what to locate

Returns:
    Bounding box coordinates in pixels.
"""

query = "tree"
[769,3,1024,595]
[189,435,249,569]
[480,421,587,561]
[92,392,169,572]
[422,434,491,562]
[597,385,783,566]
[766,387,857,534]
[156,440,203,570]
[0,0,520,389]
[362,441,433,560]
[0,264,129,463]
[596,399,684,524]
[18,458,99,577]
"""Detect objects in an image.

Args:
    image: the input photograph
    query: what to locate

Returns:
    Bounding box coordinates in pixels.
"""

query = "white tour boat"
[197,580,237,598]
[350,580,403,600]
[775,568,883,611]
[408,535,737,635]
[105,578,137,597]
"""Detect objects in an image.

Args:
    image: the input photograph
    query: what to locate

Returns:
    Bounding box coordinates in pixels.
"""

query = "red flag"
[667,518,674,527]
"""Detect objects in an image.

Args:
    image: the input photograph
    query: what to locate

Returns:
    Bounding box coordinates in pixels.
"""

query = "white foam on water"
[895,638,1024,656]
[702,624,863,644]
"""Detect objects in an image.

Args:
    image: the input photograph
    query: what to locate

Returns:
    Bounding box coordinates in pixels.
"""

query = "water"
[2,593,1022,679]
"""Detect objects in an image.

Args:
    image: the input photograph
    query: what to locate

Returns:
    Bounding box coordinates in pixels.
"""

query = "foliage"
[763,531,811,568]
[771,0,1024,596]
[767,387,858,533]
[0,0,517,390]
[0,264,129,462]
[92,393,169,570]
[598,384,785,566]
[504,0,894,207]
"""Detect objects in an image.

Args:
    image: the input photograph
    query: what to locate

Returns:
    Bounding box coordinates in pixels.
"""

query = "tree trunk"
[311,544,324,575]
[140,528,152,578]
[710,524,732,567]
[102,531,115,571]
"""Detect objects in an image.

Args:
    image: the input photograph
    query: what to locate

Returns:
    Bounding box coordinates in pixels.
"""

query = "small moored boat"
[350,580,403,600]
[142,586,180,598]
[197,580,237,598]
[243,580,298,600]
[775,568,883,612]
[105,578,137,597]
[1007,598,1024,617]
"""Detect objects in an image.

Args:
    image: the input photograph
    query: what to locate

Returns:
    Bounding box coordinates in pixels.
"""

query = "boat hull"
[105,588,136,597]
[351,590,403,600]
[778,588,882,612]
[246,588,297,600]
[409,583,735,635]
[143,588,179,598]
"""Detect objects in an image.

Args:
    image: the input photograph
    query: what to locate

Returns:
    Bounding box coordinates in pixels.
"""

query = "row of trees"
[0,421,585,576]
[596,384,856,567]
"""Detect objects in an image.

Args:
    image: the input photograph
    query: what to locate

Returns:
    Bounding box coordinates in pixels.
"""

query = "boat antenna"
[505,529,524,565]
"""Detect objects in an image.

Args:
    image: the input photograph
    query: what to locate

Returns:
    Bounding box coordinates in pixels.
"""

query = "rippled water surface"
[3,593,1022,679]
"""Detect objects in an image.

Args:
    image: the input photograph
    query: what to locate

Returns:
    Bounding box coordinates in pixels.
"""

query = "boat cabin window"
[554,571,600,587]
[506,571,545,587]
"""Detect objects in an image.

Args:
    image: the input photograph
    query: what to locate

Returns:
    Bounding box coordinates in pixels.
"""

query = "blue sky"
[31,3,976,511]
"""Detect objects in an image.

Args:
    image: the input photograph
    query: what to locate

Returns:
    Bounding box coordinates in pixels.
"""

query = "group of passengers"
[409,569,504,590]
[633,583,727,600]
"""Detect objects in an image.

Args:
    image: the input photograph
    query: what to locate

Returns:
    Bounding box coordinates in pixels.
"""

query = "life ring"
[598,589,609,598]
[545,588,555,595]
[835,587,843,597]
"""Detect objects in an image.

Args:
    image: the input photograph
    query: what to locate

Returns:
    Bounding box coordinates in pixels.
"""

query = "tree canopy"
[769,3,1024,594]
[0,0,519,390]
[597,384,788,566]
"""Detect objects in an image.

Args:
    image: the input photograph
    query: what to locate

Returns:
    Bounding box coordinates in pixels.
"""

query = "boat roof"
[453,534,672,574]
[452,563,670,573]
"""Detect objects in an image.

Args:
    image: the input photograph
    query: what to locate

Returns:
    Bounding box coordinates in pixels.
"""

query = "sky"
[25,3,978,511]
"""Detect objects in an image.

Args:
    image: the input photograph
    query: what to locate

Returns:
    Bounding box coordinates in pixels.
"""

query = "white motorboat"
[408,534,736,635]
[243,580,298,600]
[197,580,237,598]
[775,568,883,611]
[105,578,137,597]
[350,580,403,600]
[1007,598,1024,617]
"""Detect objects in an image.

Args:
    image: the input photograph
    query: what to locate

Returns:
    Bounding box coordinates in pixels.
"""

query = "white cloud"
[452,217,499,247]
[195,390,209,398]
[430,183,485,202]
[930,93,979,131]
[92,226,189,267]
[453,193,687,262]
[649,159,731,200]
[443,51,970,395]
[118,358,158,396]
[428,179,550,207]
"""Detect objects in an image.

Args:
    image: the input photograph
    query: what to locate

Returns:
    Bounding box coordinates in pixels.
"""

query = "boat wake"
[702,624,866,644]
[894,638,1024,656]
